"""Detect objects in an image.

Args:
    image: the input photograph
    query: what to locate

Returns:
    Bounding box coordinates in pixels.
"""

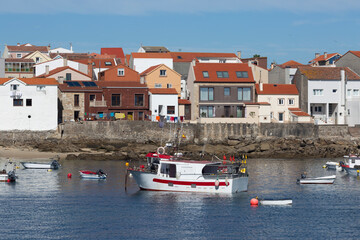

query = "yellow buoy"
[16,166,20,169]
[323,165,327,168]
[47,169,52,172]
[125,162,129,167]
[357,170,359,173]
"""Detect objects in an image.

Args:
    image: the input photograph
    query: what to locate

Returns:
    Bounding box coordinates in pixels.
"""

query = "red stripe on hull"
[153,178,229,186]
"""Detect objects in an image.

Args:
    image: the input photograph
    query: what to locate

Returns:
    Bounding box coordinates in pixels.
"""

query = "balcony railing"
[89,100,107,107]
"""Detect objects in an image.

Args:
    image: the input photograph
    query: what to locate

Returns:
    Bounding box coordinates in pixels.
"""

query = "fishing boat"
[0,161,17,182]
[259,199,293,205]
[325,161,342,171]
[79,169,107,179]
[297,174,336,184]
[21,159,60,169]
[128,151,249,193]
[341,154,360,176]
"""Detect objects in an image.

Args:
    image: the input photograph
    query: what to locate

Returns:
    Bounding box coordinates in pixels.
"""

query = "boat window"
[160,163,176,178]
[202,165,219,175]
[352,158,356,163]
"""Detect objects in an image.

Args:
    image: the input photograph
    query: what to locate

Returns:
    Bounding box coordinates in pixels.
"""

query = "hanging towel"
[156,116,160,121]
[170,116,175,122]
[180,116,184,122]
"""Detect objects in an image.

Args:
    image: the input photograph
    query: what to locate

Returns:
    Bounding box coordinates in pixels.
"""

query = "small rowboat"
[259,199,292,205]
[79,169,107,179]
[21,160,60,169]
[297,174,336,184]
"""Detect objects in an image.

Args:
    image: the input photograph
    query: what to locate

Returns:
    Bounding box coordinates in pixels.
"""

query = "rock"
[260,142,271,151]
[240,143,257,153]
[227,139,239,146]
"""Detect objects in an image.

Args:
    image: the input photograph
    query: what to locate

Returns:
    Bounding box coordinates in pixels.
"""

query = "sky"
[1,0,360,67]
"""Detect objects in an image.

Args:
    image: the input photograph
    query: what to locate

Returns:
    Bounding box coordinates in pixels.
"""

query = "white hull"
[79,172,106,179]
[0,173,9,182]
[22,163,53,169]
[130,171,248,193]
[299,178,335,184]
[260,199,292,205]
[343,167,360,176]
[326,162,342,171]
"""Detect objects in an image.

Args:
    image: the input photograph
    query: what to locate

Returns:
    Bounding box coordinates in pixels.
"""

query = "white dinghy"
[297,174,336,184]
[259,199,293,205]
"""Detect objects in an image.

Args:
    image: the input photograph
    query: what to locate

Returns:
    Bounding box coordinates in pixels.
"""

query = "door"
[224,106,230,117]
[74,111,80,121]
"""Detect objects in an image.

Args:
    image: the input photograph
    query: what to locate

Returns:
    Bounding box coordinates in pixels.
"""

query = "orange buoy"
[250,198,259,206]
[67,173,72,178]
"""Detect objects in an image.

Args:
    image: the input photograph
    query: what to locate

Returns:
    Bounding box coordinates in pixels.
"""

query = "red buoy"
[250,198,259,206]
[67,173,72,178]
[140,165,145,169]
[7,179,10,182]
[223,155,226,160]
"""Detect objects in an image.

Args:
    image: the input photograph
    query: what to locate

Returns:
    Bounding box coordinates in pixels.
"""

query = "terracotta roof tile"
[297,66,360,80]
[0,78,58,85]
[309,53,340,63]
[178,99,191,105]
[349,51,360,58]
[140,65,161,76]
[37,66,92,78]
[193,63,254,83]
[170,52,237,62]
[288,107,302,111]
[131,52,173,59]
[101,48,125,59]
[278,60,304,69]
[290,111,311,116]
[149,88,178,94]
[5,58,34,63]
[255,84,298,95]
[73,58,116,68]
[7,45,49,52]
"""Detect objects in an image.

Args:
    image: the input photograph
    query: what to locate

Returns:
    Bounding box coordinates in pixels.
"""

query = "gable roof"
[74,58,117,68]
[289,108,310,116]
[193,63,254,83]
[0,77,58,85]
[278,60,304,69]
[37,66,92,78]
[140,64,181,77]
[348,51,360,58]
[101,48,125,63]
[309,53,341,64]
[149,88,178,94]
[5,58,34,63]
[6,44,49,53]
[297,66,360,80]
[255,84,298,95]
[170,52,237,62]
[131,52,172,59]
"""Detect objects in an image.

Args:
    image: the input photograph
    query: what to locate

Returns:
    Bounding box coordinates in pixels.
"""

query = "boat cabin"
[343,155,360,168]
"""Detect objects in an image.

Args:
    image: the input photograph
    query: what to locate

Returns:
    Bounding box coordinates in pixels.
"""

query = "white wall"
[257,94,298,122]
[35,59,87,76]
[133,58,173,73]
[345,80,360,126]
[0,79,58,130]
[149,94,178,121]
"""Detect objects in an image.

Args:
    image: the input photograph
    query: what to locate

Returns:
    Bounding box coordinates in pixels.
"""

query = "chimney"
[17,43,20,46]
[63,58,68,67]
[58,76,64,84]
[192,58,196,66]
[315,53,320,59]
[70,43,73,52]
[260,82,263,92]
[140,76,145,84]
[45,65,49,75]
[324,52,327,59]
[270,62,275,70]
[237,51,241,59]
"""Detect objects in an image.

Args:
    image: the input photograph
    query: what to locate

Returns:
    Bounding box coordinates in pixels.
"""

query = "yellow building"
[23,50,52,64]
[140,64,181,97]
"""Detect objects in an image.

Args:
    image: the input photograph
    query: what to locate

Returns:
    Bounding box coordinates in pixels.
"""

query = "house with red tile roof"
[294,66,360,125]
[2,43,50,59]
[308,52,341,66]
[149,88,179,122]
[101,48,125,64]
[35,58,89,77]
[178,99,191,120]
[74,58,119,80]
[335,50,360,76]
[129,52,173,74]
[187,62,260,123]
[0,77,58,130]
[269,60,304,84]
[38,66,92,82]
[255,83,311,123]
[98,64,140,82]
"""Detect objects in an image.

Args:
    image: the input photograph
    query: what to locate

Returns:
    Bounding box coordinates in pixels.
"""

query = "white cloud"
[1,0,360,15]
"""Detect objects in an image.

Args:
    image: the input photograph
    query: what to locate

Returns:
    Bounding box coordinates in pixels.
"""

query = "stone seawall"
[0,122,358,160]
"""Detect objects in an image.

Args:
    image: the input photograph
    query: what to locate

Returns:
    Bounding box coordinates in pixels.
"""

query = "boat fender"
[215,179,220,187]
[157,147,165,155]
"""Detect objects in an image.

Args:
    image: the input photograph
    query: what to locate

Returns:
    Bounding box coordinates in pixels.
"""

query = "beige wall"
[257,94,299,123]
[50,69,91,81]
[5,73,34,78]
[24,51,52,63]
[250,63,269,83]
[59,90,85,122]
[258,105,271,123]
[144,65,181,96]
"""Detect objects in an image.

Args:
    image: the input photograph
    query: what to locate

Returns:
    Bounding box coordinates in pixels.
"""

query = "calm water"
[0,157,359,239]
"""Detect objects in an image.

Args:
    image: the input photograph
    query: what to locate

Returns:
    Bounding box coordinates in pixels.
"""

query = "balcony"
[89,100,107,107]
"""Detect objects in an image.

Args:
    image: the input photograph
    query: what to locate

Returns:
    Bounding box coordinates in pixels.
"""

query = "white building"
[0,77,58,130]
[149,88,178,122]
[294,66,360,125]
[129,52,173,73]
[34,58,88,77]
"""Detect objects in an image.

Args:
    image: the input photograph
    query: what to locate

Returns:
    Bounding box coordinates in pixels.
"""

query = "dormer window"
[118,68,125,76]
[236,71,249,78]
[105,62,112,66]
[202,71,209,78]
[10,84,19,91]
[160,70,167,76]
[216,71,229,78]
[16,53,22,58]
[219,59,226,63]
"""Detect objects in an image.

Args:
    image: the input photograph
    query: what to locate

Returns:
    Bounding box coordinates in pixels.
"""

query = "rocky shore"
[0,136,359,161]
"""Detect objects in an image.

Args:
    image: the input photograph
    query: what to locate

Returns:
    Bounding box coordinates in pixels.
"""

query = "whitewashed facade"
[149,91,178,122]
[35,59,88,77]
[0,78,58,130]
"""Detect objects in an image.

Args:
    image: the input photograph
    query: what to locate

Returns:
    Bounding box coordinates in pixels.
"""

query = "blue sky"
[1,0,360,67]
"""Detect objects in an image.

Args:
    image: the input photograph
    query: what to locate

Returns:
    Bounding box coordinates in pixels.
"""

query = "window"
[26,99,32,106]
[37,86,45,91]
[74,94,79,107]
[167,84,172,88]
[216,71,229,78]
[135,94,144,106]
[353,89,359,96]
[278,112,284,122]
[117,68,125,76]
[236,71,249,78]
[200,106,214,118]
[66,73,72,81]
[237,87,251,101]
[139,112,144,120]
[13,99,23,106]
[333,89,337,93]
[160,70,167,76]
[167,106,175,114]
[348,109,351,115]
[278,98,284,105]
[313,89,323,96]
[200,88,214,101]
[16,53,22,58]
[219,59,226,63]
[112,94,121,106]
[155,83,162,88]
[89,95,95,101]
[237,106,245,118]
[35,57,40,63]
[224,87,230,96]
[314,106,322,112]
[347,89,352,97]
[270,112,273,119]
[288,98,294,105]
[10,84,19,91]
[105,62,112,66]
[202,71,209,78]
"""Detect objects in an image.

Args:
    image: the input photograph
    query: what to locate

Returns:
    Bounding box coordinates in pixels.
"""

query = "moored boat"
[129,153,248,193]
[341,154,360,176]
[297,174,336,184]
[325,162,342,171]
[259,199,293,205]
[21,159,60,169]
[79,169,107,179]
[0,161,17,182]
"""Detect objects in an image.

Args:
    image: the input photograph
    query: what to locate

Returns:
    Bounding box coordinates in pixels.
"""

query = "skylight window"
[202,71,209,78]
[105,62,112,66]
[177,56,182,59]
[236,71,249,78]
[216,71,229,78]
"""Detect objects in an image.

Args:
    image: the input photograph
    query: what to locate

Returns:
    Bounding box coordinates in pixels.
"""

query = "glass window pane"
[242,72,248,78]
[208,88,214,100]
[238,88,243,100]
[200,88,208,101]
[202,71,209,78]
[200,106,207,117]
[208,106,213,118]
[223,71,229,78]
[224,87,230,96]
[243,88,251,101]
[216,72,223,78]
